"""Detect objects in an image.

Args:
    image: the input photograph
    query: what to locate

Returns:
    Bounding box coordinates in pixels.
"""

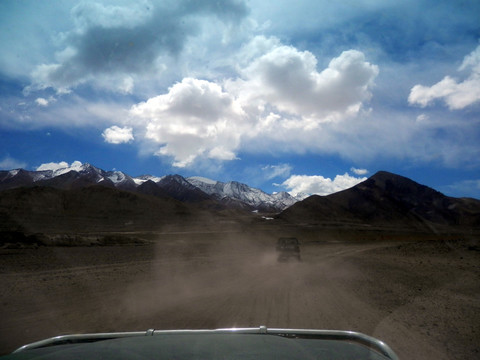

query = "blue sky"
[1,0,479,198]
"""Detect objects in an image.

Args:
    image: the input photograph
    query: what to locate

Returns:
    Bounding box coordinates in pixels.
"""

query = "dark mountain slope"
[0,169,35,190]
[0,185,198,233]
[157,175,213,203]
[136,180,172,199]
[278,171,480,230]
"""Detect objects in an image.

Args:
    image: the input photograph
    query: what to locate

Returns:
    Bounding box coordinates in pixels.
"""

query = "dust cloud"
[1,229,479,360]
[116,232,300,329]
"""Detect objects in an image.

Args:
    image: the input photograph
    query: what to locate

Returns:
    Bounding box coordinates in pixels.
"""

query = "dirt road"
[1,233,478,359]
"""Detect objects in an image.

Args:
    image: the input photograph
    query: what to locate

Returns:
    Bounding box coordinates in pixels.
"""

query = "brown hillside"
[0,185,196,234]
[278,171,480,231]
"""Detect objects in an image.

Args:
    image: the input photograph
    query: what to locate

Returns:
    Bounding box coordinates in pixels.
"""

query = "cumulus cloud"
[129,38,379,167]
[408,45,480,109]
[229,43,379,124]
[351,167,368,175]
[102,125,134,144]
[0,156,27,170]
[281,172,367,196]
[36,160,82,172]
[130,78,245,167]
[26,0,249,94]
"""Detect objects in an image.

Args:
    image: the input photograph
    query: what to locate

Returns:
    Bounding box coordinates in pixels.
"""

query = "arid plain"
[1,224,478,360]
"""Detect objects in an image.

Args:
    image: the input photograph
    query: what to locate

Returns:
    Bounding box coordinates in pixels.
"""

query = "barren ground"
[0,230,479,359]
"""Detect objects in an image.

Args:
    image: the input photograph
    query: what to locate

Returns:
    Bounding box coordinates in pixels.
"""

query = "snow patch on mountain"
[133,175,164,185]
[31,171,51,182]
[7,169,20,177]
[106,171,137,188]
[37,161,86,177]
[187,177,297,211]
[188,176,217,185]
[36,162,101,180]
[108,171,126,183]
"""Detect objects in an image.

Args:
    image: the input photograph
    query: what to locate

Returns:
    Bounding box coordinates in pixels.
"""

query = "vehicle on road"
[276,237,301,262]
[0,326,399,360]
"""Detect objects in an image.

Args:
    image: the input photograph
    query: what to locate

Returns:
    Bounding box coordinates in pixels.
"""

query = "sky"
[0,0,479,198]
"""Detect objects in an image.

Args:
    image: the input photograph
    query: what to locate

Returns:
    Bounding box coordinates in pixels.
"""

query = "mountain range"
[0,164,479,237]
[0,163,297,212]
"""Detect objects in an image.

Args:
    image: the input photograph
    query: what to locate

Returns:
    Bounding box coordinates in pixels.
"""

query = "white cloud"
[36,160,82,172]
[262,164,292,180]
[408,45,480,110]
[281,172,367,196]
[350,167,368,175]
[36,161,68,171]
[35,97,49,106]
[234,35,281,68]
[3,95,132,130]
[129,41,379,167]
[415,113,429,123]
[130,78,245,167]
[0,156,27,170]
[229,42,379,124]
[102,126,134,144]
[460,45,480,71]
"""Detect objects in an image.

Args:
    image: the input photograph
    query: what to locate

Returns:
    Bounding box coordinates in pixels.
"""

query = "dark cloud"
[175,0,249,21]
[270,0,480,64]
[32,0,249,90]
[353,0,480,61]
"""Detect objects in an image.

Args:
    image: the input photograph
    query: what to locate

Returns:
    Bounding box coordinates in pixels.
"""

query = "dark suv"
[276,237,301,262]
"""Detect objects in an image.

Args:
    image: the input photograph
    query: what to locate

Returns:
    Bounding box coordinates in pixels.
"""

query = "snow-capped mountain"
[187,177,297,211]
[0,163,298,212]
[0,163,139,191]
